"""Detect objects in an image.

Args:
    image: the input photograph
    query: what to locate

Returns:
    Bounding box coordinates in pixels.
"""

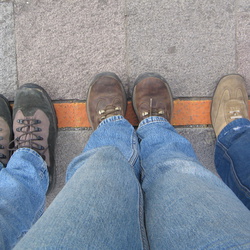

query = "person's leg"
[15,146,146,249]
[211,75,250,209]
[15,73,148,249]
[67,72,140,180]
[133,73,250,249]
[215,119,250,209]
[0,84,57,249]
[0,149,48,250]
[66,116,141,181]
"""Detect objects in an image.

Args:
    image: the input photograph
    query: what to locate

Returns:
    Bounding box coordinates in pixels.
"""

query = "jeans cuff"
[97,115,125,129]
[138,116,169,128]
[218,118,250,141]
[13,148,45,165]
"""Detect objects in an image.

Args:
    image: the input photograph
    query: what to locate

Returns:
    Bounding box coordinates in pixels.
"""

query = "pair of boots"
[87,72,249,136]
[87,72,173,129]
[0,84,57,191]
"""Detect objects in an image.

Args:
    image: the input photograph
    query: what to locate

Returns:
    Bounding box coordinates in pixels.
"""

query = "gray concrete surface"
[177,127,216,174]
[47,129,92,204]
[13,0,250,99]
[0,0,249,204]
[0,2,16,100]
[237,11,250,88]
[14,0,127,100]
[126,0,236,97]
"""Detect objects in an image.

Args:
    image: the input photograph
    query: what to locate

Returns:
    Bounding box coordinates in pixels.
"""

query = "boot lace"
[9,118,47,159]
[141,98,165,118]
[229,110,243,120]
[98,105,122,122]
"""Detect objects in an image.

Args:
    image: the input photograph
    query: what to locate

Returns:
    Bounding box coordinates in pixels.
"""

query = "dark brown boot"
[12,83,57,192]
[133,72,173,122]
[0,95,12,166]
[87,72,127,130]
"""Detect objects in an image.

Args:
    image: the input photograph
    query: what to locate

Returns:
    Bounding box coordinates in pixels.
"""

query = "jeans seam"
[128,130,139,167]
[138,184,149,250]
[217,141,250,198]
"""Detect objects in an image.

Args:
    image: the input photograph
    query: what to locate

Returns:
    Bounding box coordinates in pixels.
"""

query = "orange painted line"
[54,102,139,128]
[172,99,211,126]
[54,100,250,128]
[54,102,89,128]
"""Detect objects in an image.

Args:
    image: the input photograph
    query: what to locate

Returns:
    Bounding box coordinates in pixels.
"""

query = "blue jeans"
[215,118,250,210]
[0,116,249,249]
[0,148,48,249]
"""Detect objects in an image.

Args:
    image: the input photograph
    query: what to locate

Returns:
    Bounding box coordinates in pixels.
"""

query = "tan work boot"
[87,72,127,130]
[211,74,249,137]
[12,83,58,192]
[0,95,12,166]
[132,72,173,122]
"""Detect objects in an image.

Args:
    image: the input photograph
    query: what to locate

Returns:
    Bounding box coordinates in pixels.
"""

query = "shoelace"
[141,98,165,118]
[9,118,47,159]
[99,105,122,122]
[229,110,243,120]
[0,128,6,159]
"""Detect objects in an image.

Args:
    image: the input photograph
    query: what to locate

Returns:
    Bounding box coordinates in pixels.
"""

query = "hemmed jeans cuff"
[138,116,169,128]
[218,118,250,141]
[13,147,44,161]
[97,115,125,129]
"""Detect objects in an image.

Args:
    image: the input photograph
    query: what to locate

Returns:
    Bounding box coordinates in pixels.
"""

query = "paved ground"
[0,0,250,204]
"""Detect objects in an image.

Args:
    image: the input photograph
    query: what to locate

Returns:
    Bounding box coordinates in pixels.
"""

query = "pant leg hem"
[97,115,125,129]
[138,116,169,128]
[218,118,250,140]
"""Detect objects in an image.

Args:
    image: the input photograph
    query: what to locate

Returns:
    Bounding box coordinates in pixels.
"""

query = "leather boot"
[12,83,57,192]
[133,72,173,122]
[0,95,12,166]
[211,74,249,137]
[87,72,127,130]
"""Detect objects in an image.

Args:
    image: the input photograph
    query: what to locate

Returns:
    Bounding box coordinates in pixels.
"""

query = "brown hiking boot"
[87,72,127,130]
[211,74,249,137]
[0,95,12,166]
[12,83,57,192]
[133,72,173,122]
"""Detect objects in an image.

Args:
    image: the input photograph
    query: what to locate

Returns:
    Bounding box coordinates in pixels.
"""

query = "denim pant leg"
[0,148,48,250]
[66,115,141,181]
[215,118,250,209]
[15,116,148,250]
[137,116,250,250]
